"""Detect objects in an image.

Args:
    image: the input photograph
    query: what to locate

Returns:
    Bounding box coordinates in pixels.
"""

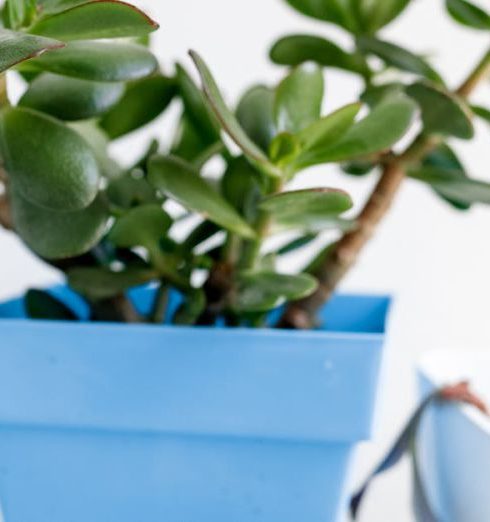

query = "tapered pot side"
[0,286,390,522]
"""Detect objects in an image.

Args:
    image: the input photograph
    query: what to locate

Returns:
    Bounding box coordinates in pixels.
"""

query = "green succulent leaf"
[25,288,78,320]
[30,0,159,40]
[4,0,37,29]
[406,82,474,139]
[0,107,100,211]
[100,75,177,139]
[261,188,353,232]
[268,132,302,166]
[283,0,359,32]
[234,270,318,312]
[297,102,361,152]
[361,82,405,107]
[0,28,63,73]
[19,73,125,121]
[69,120,122,180]
[422,144,471,209]
[277,234,317,255]
[108,204,171,250]
[357,0,413,32]
[107,172,160,210]
[270,34,369,76]
[11,191,109,259]
[274,63,324,133]
[189,51,273,172]
[173,289,206,325]
[296,96,416,166]
[221,156,261,219]
[358,36,443,84]
[171,113,212,164]
[148,155,256,239]
[29,41,158,82]
[236,85,276,153]
[67,266,158,300]
[472,105,490,124]
[409,166,490,206]
[445,0,490,30]
[176,64,221,146]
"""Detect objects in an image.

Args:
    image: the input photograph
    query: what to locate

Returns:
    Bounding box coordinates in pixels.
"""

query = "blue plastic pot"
[0,286,390,522]
[417,351,490,522]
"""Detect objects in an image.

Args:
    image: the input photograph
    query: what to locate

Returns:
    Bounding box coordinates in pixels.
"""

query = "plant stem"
[457,47,490,98]
[278,46,490,329]
[150,282,168,324]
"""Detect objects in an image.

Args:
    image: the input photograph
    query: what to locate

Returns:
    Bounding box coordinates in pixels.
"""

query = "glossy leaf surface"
[100,75,176,138]
[31,41,158,82]
[0,107,100,211]
[12,191,109,259]
[270,34,368,75]
[67,266,158,299]
[0,28,63,73]
[406,82,474,139]
[148,155,256,239]
[30,0,159,40]
[20,73,125,120]
[274,63,324,133]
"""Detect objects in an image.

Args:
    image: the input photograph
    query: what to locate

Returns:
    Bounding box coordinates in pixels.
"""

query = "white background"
[1,1,490,520]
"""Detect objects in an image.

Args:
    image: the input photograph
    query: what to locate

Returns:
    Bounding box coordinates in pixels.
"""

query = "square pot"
[0,286,390,522]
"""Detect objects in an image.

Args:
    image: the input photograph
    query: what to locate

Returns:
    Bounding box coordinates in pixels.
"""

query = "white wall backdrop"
[1,1,489,520]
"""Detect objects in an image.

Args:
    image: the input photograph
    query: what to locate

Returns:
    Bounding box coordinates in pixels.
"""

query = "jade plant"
[0,0,489,328]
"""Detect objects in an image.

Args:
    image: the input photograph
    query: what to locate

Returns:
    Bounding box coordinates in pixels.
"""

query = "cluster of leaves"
[272,0,490,209]
[1,0,489,326]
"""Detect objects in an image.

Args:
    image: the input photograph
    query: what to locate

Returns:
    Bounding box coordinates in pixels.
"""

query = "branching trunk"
[278,162,405,329]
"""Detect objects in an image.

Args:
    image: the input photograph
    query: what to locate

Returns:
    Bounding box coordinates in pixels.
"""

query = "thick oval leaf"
[422,144,470,209]
[0,107,100,211]
[268,132,302,166]
[108,204,171,249]
[260,188,353,231]
[30,41,158,82]
[67,266,158,300]
[359,0,412,32]
[19,73,124,120]
[171,113,211,163]
[284,0,359,32]
[296,96,416,166]
[221,156,261,219]
[297,102,361,151]
[100,75,176,139]
[446,0,490,29]
[189,51,272,171]
[25,288,78,320]
[406,82,474,139]
[12,191,109,259]
[148,155,256,239]
[0,28,63,73]
[409,166,490,205]
[176,64,220,146]
[270,34,369,76]
[107,172,159,209]
[69,120,122,179]
[236,85,276,152]
[234,271,318,312]
[361,82,405,107]
[358,36,443,84]
[274,63,324,133]
[30,0,158,40]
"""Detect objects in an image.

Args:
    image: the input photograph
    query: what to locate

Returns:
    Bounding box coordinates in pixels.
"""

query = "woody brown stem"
[278,47,490,329]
